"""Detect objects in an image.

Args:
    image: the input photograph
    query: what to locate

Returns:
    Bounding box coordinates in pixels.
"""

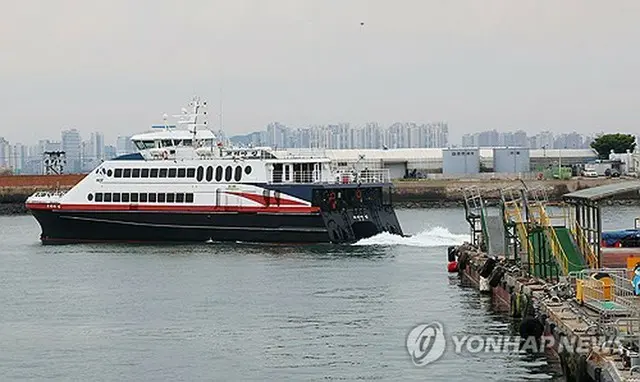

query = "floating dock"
[451,182,640,381]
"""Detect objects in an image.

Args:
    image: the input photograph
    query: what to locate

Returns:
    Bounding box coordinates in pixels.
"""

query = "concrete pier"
[454,241,639,381]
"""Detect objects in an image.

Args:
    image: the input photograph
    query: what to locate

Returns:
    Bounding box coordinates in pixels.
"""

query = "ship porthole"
[107,169,112,177]
[245,166,252,175]
[87,193,93,201]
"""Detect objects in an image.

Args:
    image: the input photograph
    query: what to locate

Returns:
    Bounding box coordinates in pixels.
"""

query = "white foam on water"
[352,226,468,248]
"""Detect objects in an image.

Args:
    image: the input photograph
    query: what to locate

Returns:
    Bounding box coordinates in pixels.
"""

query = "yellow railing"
[575,223,598,268]
[503,201,535,272]
[538,208,570,275]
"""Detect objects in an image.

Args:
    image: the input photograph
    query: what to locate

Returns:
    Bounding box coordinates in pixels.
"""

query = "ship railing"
[28,190,66,202]
[268,169,390,184]
[333,168,390,184]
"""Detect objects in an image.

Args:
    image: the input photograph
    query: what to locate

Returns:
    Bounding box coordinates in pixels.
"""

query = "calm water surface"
[1,206,636,381]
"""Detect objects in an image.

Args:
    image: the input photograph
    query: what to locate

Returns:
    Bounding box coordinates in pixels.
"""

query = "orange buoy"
[447,261,458,273]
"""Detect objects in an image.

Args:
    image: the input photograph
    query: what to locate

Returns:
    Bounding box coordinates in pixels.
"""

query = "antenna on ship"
[174,96,208,142]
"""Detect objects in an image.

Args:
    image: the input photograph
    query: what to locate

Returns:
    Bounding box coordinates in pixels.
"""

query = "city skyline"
[2,1,640,144]
[0,123,626,175]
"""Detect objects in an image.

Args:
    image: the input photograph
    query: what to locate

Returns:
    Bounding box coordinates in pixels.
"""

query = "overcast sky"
[1,0,639,144]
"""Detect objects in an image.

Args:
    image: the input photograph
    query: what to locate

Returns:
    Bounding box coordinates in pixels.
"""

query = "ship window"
[215,166,223,182]
[158,193,166,203]
[107,169,113,177]
[177,168,186,178]
[132,168,140,178]
[162,139,173,148]
[131,193,138,203]
[123,169,131,178]
[206,166,213,182]
[196,166,204,181]
[104,193,112,202]
[113,193,121,202]
[122,193,130,203]
[168,168,177,178]
[225,166,232,181]
[114,169,122,178]
[87,193,93,201]
[166,193,175,203]
[150,168,158,178]
[148,193,156,202]
[182,139,192,146]
[141,168,149,178]
[245,166,252,175]
[234,166,242,182]
[186,193,194,203]
[139,193,147,202]
[141,140,155,149]
[187,168,195,178]
[176,193,184,203]
[95,193,103,202]
[159,168,168,177]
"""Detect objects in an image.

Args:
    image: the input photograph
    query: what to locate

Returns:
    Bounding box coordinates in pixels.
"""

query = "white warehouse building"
[276,147,598,179]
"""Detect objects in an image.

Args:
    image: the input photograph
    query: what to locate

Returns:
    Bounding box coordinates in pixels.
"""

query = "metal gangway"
[500,187,536,270]
[463,186,487,249]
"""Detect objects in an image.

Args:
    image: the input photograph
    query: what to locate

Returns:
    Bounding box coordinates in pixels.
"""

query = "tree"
[590,133,636,159]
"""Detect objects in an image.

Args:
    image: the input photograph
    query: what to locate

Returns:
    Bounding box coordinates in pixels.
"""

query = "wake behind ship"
[26,97,403,244]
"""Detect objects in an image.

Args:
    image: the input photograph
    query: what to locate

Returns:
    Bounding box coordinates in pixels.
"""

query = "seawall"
[0,174,85,214]
[393,178,639,208]
[0,175,638,214]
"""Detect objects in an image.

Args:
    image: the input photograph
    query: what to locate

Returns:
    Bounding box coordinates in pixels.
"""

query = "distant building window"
[122,193,130,203]
[95,193,103,202]
[168,168,177,178]
[123,169,132,178]
[186,193,194,203]
[87,193,93,201]
[150,168,158,178]
[114,169,123,178]
[187,168,195,178]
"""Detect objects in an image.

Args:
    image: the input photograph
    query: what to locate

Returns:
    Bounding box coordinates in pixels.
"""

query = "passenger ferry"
[26,97,403,244]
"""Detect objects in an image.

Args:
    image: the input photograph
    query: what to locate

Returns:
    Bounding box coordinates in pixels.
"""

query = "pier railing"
[503,200,536,272]
[574,223,598,269]
[572,268,640,337]
[529,204,571,275]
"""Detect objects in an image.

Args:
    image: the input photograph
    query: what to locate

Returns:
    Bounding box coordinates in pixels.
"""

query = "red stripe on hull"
[26,202,319,214]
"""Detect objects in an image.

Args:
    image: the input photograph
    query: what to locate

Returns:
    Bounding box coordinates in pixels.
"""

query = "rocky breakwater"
[392,178,634,208]
[0,174,85,214]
